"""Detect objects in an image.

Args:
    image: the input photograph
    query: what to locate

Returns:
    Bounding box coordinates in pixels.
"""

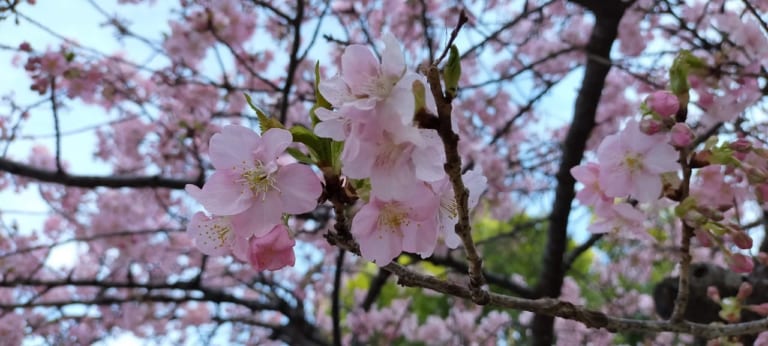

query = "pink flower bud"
[732,231,753,250]
[695,229,713,247]
[639,117,663,135]
[18,42,32,52]
[730,138,752,153]
[646,90,679,117]
[670,123,694,148]
[737,281,753,301]
[707,285,721,303]
[728,253,754,274]
[759,252,768,266]
[747,303,768,316]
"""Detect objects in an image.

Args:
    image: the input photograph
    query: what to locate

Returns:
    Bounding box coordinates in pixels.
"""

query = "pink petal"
[275,163,322,214]
[401,216,438,258]
[381,33,405,78]
[230,192,284,238]
[341,136,376,179]
[599,166,632,198]
[187,212,231,256]
[257,128,293,162]
[187,172,252,215]
[358,225,402,266]
[464,169,487,209]
[386,87,415,125]
[631,172,662,202]
[318,76,351,106]
[209,125,259,170]
[341,45,379,90]
[596,135,624,166]
[314,118,348,141]
[351,202,380,238]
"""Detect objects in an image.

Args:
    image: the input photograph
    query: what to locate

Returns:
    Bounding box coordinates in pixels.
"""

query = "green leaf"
[289,125,324,160]
[244,93,284,133]
[285,147,315,165]
[309,61,332,126]
[442,45,461,99]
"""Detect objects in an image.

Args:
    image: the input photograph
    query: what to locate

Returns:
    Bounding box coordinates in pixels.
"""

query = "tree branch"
[0,156,199,189]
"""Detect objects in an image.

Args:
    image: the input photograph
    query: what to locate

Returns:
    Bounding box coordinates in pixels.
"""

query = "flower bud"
[646,90,679,118]
[695,229,713,247]
[747,303,768,316]
[19,42,32,52]
[759,252,768,266]
[728,253,754,274]
[670,123,694,148]
[730,138,752,153]
[732,231,753,250]
[737,281,753,301]
[707,285,721,303]
[639,117,663,135]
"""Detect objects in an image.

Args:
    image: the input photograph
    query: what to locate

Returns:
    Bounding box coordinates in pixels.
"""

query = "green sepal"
[330,140,344,174]
[442,45,461,99]
[244,93,284,134]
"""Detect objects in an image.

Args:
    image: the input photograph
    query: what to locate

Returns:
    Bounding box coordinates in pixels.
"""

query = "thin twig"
[670,146,694,322]
[434,10,468,65]
[49,77,63,174]
[426,50,488,304]
[331,249,345,346]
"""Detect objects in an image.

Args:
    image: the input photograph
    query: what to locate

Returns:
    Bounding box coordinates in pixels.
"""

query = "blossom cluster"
[572,85,758,273]
[316,34,486,265]
[186,125,322,271]
[184,34,486,270]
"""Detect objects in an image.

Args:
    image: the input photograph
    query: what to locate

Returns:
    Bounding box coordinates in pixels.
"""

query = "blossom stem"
[670,146,694,322]
[426,63,489,304]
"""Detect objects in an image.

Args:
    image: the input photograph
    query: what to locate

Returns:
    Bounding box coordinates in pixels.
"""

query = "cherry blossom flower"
[351,183,440,265]
[596,120,678,202]
[433,168,487,248]
[341,123,445,199]
[318,33,417,125]
[186,125,322,237]
[669,122,694,148]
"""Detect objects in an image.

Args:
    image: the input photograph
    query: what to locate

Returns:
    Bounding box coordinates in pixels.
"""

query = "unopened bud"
[707,285,721,303]
[646,90,679,118]
[730,138,752,153]
[746,303,768,316]
[670,123,694,148]
[19,42,32,52]
[695,229,713,247]
[639,117,663,135]
[737,281,753,301]
[732,231,753,250]
[728,253,754,274]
